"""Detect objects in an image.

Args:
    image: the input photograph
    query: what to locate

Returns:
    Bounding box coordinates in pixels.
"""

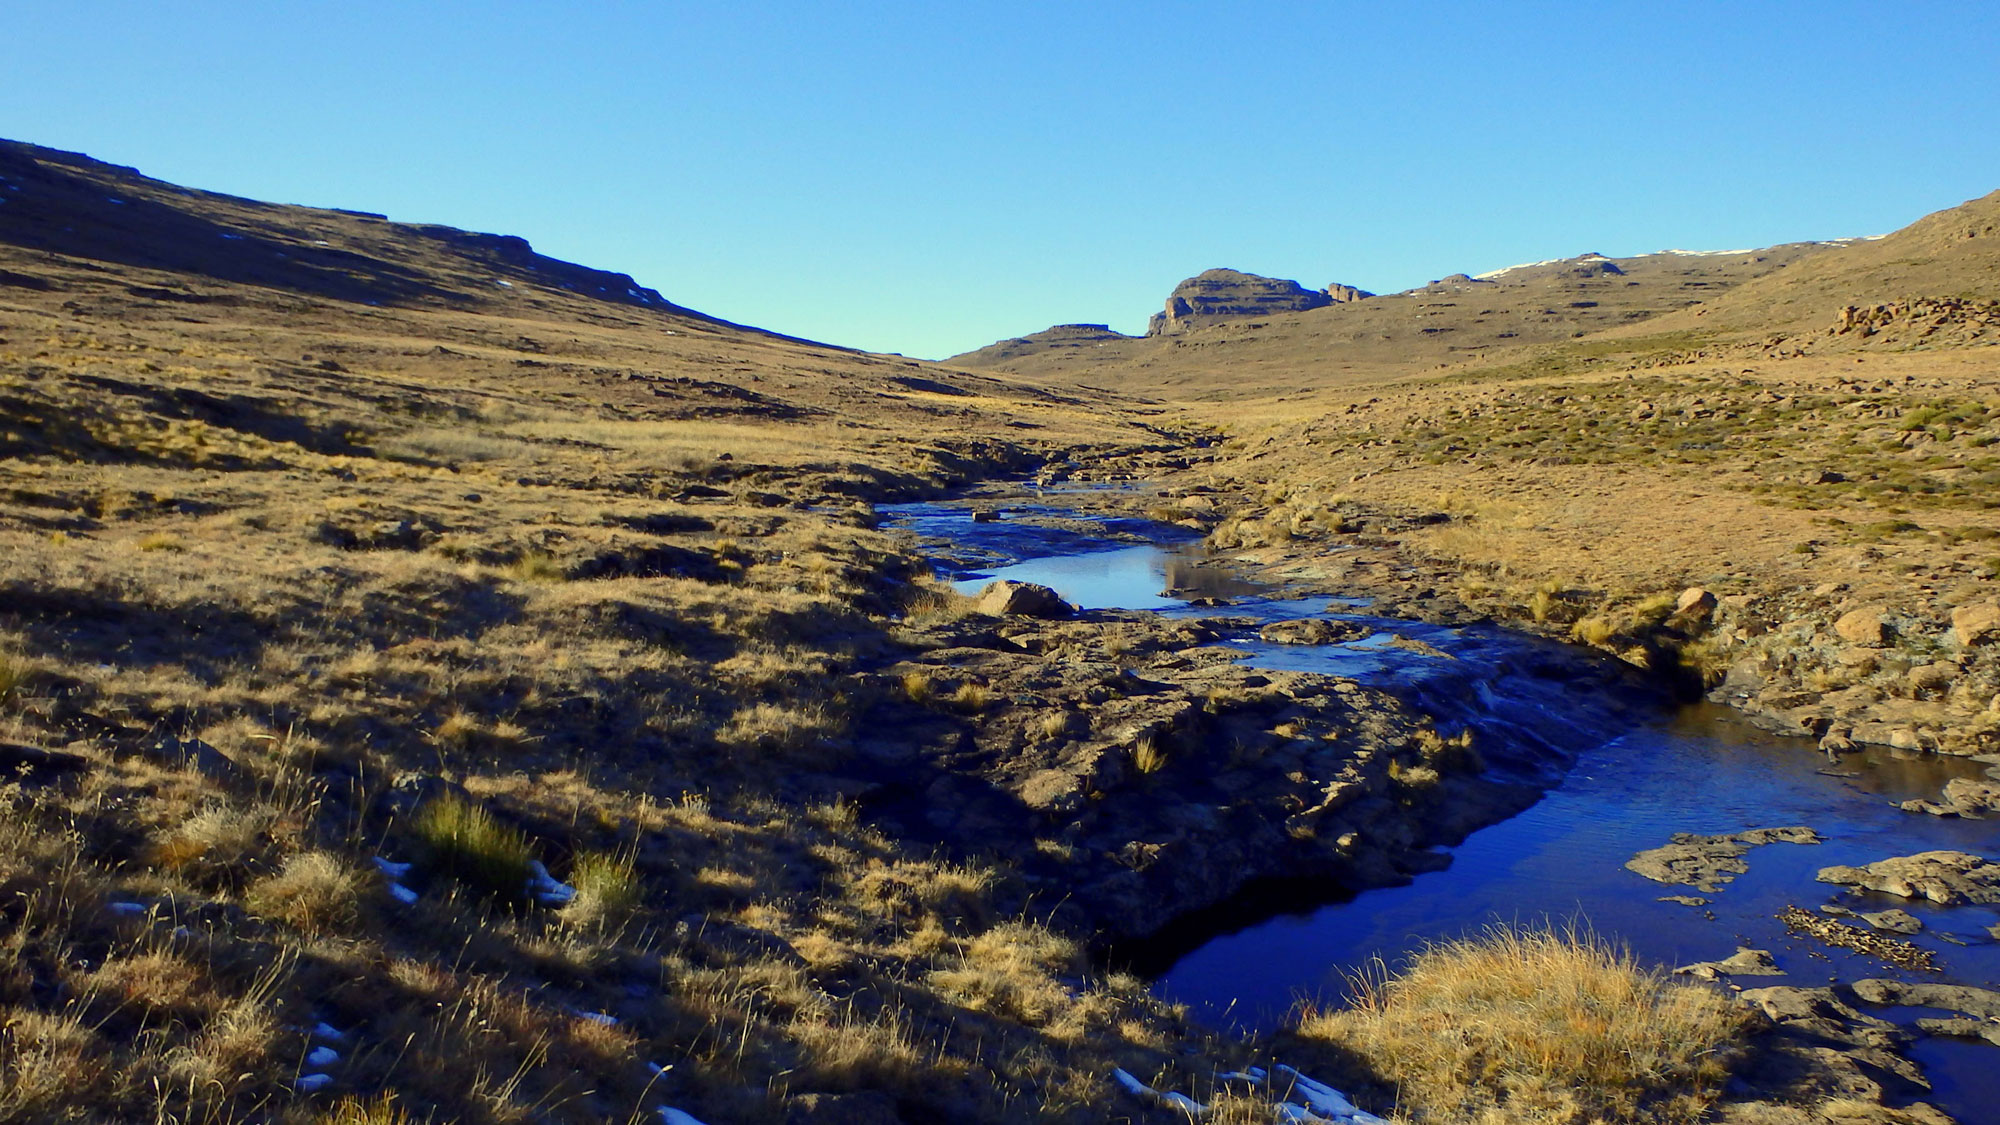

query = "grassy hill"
[949,244,1836,398]
[0,139,1225,1125]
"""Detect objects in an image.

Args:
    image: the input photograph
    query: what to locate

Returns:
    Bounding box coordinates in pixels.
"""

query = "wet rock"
[1626,826,1822,893]
[1676,946,1784,980]
[1258,618,1374,646]
[1779,906,1937,971]
[1858,909,1924,934]
[1835,606,1889,647]
[1899,776,2000,818]
[1659,894,1711,907]
[1816,850,2000,905]
[1850,978,2000,1020]
[973,580,1073,618]
[1952,602,2000,646]
[1733,984,1939,1114]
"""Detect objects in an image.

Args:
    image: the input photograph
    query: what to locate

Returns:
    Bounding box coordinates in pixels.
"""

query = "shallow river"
[888,495,2000,1117]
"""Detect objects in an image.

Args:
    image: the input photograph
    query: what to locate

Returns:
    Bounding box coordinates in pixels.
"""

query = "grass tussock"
[1296,924,1749,1125]
[411,796,535,901]
[245,850,361,935]
[558,848,639,930]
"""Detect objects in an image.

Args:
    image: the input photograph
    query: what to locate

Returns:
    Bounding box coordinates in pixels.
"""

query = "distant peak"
[1147,269,1371,336]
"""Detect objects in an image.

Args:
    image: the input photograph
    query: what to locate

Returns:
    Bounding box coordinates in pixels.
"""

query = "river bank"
[881,479,2000,1123]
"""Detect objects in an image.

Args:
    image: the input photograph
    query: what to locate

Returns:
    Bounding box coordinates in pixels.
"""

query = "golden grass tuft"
[317,1094,415,1125]
[1297,924,1749,1125]
[246,850,361,934]
[0,652,35,706]
[1131,735,1168,775]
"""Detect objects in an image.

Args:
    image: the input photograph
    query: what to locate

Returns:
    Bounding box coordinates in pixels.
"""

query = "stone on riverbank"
[974,580,1073,618]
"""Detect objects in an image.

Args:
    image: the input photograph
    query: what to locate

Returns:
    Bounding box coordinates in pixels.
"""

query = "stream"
[886,492,2000,1119]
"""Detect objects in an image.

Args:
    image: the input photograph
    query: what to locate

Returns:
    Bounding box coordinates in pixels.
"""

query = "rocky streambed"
[880,484,2000,1123]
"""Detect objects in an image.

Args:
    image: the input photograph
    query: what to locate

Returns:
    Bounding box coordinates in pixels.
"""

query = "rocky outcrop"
[1674,946,1784,980]
[1817,850,2000,905]
[1146,269,1371,336]
[1625,826,1821,893]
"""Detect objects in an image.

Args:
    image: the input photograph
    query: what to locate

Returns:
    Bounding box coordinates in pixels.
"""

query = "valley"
[3,136,1999,1125]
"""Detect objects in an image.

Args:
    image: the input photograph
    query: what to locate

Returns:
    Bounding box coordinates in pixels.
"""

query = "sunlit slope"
[949,245,1834,399]
[0,137,1161,462]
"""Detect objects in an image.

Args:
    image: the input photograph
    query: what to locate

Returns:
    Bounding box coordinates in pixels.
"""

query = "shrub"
[411,797,534,901]
[1297,924,1747,1125]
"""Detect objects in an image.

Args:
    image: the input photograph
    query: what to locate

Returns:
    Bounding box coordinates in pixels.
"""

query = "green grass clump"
[560,849,640,929]
[412,797,534,901]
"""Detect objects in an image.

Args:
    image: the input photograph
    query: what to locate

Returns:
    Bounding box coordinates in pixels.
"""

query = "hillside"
[0,139,1239,1125]
[949,244,1834,398]
[1625,187,2000,348]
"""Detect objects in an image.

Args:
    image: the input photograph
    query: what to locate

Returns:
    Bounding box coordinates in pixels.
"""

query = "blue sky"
[7,3,1999,358]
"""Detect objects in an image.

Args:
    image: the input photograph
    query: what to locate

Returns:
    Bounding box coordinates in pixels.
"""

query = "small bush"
[503,549,566,583]
[411,797,534,901]
[1298,924,1747,1125]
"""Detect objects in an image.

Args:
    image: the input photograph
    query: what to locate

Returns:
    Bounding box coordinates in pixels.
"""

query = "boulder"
[1859,909,1923,935]
[1258,618,1374,646]
[1907,661,1957,694]
[974,580,1073,619]
[1953,602,2000,646]
[1675,587,1718,617]
[1816,850,2000,905]
[1675,946,1783,980]
[1835,606,1889,647]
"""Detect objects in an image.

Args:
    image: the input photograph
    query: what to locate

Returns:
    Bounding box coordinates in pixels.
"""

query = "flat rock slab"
[1899,776,2000,819]
[1816,850,2000,906]
[1676,946,1784,980]
[1859,909,1924,935]
[1626,826,1822,893]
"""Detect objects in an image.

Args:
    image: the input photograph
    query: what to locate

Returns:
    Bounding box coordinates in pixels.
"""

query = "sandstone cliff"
[1146,268,1372,336]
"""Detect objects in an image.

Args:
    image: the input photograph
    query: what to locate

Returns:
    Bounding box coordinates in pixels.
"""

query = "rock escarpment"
[1146,268,1371,336]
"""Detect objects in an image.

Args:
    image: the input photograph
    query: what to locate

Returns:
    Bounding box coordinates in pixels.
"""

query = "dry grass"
[245,850,361,935]
[558,848,639,930]
[1296,924,1749,1125]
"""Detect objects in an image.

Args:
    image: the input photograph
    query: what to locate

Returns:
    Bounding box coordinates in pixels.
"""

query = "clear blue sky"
[7,3,1999,359]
